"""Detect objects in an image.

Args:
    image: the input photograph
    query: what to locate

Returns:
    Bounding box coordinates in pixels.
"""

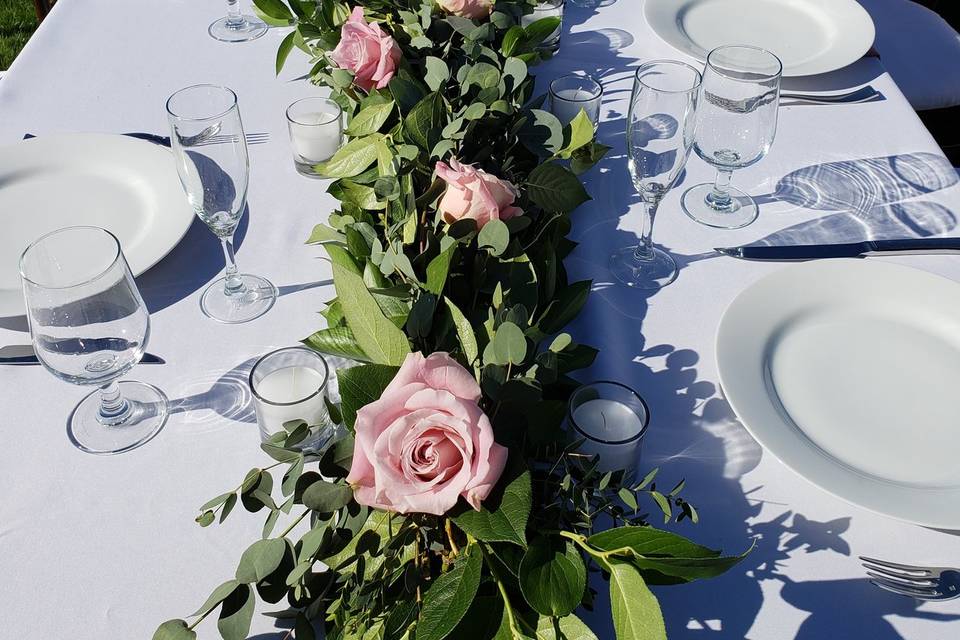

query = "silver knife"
[0,344,165,365]
[715,238,960,262]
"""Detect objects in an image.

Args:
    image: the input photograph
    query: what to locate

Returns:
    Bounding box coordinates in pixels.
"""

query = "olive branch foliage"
[153,2,747,639]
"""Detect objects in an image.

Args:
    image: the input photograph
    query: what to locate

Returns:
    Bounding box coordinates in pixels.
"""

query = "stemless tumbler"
[609,60,701,290]
[167,84,277,323]
[20,226,168,454]
[681,45,782,229]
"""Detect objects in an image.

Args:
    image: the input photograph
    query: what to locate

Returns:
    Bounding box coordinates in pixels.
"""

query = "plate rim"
[716,259,960,528]
[0,132,194,317]
[643,0,877,77]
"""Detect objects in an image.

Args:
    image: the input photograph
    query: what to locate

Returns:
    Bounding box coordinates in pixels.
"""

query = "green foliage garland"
[153,2,747,639]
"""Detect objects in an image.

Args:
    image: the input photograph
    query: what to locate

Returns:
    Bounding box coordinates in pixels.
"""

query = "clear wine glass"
[609,60,702,290]
[681,45,782,229]
[209,0,267,43]
[166,84,277,324]
[19,226,168,454]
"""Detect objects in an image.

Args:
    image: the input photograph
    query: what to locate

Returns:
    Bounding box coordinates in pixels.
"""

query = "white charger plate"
[0,134,194,317]
[645,0,876,77]
[717,259,960,528]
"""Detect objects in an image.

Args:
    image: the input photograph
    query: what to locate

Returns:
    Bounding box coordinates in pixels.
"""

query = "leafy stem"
[278,509,311,539]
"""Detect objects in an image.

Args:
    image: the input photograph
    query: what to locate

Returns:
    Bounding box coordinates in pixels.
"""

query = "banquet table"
[3,1,960,638]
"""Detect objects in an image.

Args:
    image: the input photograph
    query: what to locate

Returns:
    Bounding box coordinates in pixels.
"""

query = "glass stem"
[98,381,132,426]
[221,237,246,294]
[706,168,734,211]
[225,0,243,26]
[633,198,660,262]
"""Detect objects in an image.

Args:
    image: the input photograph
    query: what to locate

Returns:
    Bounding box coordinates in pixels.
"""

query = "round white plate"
[644,0,876,77]
[717,259,960,528]
[0,134,194,317]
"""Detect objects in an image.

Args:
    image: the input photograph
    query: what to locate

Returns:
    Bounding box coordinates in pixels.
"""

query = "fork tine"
[859,556,933,576]
[869,578,940,599]
[866,571,937,589]
[864,564,936,585]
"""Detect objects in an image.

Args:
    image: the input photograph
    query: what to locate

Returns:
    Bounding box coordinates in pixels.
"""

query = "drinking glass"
[609,60,701,290]
[19,226,168,454]
[209,0,267,43]
[549,74,603,128]
[167,84,277,323]
[681,45,782,229]
[520,0,564,53]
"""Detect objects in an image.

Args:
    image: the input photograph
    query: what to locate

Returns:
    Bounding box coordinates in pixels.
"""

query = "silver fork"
[860,556,960,601]
[195,132,270,146]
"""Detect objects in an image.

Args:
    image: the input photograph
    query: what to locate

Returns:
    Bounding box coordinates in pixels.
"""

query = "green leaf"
[416,546,483,640]
[200,492,234,512]
[301,480,353,512]
[405,92,445,151]
[196,510,215,527]
[305,223,345,245]
[464,102,486,120]
[295,612,317,640]
[330,180,385,210]
[501,26,524,57]
[217,583,256,640]
[444,297,479,366]
[519,537,586,617]
[533,614,597,640]
[519,110,563,158]
[607,560,666,640]
[586,526,748,584]
[493,322,527,365]
[557,109,595,158]
[191,580,241,618]
[276,29,297,75]
[347,101,395,136]
[453,461,531,547]
[236,538,287,583]
[390,70,428,113]
[322,510,411,574]
[302,326,370,362]
[315,136,381,178]
[282,455,305,497]
[220,493,238,523]
[338,363,400,430]
[252,0,294,22]
[537,280,590,335]
[478,219,510,256]
[260,442,301,463]
[333,260,411,366]
[424,56,450,91]
[618,488,639,512]
[522,17,561,50]
[426,243,457,295]
[153,620,196,640]
[525,163,590,213]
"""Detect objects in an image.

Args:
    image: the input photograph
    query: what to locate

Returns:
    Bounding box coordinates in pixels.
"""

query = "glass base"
[609,246,678,290]
[681,183,759,229]
[68,381,169,455]
[294,160,327,179]
[201,273,278,324]
[208,15,268,43]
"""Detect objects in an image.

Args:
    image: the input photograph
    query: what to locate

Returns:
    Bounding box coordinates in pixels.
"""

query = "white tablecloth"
[3,1,960,638]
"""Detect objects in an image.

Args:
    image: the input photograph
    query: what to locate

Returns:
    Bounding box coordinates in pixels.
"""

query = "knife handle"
[865,238,960,256]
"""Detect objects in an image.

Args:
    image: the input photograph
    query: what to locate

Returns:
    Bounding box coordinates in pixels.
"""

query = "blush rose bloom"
[435,159,523,228]
[437,0,494,20]
[329,7,402,92]
[346,352,508,516]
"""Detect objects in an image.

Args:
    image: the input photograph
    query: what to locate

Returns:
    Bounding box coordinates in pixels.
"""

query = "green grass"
[1,0,37,70]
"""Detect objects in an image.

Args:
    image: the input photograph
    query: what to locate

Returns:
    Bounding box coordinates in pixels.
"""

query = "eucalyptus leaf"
[478,219,510,255]
[236,538,287,583]
[217,583,256,640]
[152,620,196,640]
[301,480,353,512]
[424,56,450,91]
[493,322,527,365]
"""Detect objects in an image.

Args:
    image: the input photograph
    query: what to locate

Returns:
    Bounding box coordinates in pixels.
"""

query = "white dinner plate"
[644,0,876,77]
[0,134,194,317]
[717,259,960,528]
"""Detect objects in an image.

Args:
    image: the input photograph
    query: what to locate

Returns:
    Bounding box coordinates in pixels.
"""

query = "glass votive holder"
[568,381,649,476]
[286,97,343,178]
[520,0,564,53]
[249,347,334,452]
[550,74,603,128]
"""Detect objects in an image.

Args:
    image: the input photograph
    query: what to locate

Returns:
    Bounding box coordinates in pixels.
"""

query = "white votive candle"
[569,382,649,474]
[520,0,564,52]
[250,347,332,448]
[286,97,343,177]
[549,75,603,127]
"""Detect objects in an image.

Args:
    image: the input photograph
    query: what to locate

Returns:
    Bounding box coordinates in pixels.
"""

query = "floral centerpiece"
[154,2,746,639]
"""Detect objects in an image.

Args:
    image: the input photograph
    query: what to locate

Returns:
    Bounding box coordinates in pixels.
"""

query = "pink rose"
[437,0,494,20]
[347,352,508,516]
[329,7,402,92]
[435,159,523,228]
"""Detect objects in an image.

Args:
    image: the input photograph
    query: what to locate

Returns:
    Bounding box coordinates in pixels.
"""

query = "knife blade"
[0,345,165,365]
[715,238,960,262]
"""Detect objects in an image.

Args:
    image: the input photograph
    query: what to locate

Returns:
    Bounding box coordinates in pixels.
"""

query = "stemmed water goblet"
[609,60,702,290]
[681,45,782,229]
[20,226,168,454]
[209,0,267,42]
[166,84,277,324]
